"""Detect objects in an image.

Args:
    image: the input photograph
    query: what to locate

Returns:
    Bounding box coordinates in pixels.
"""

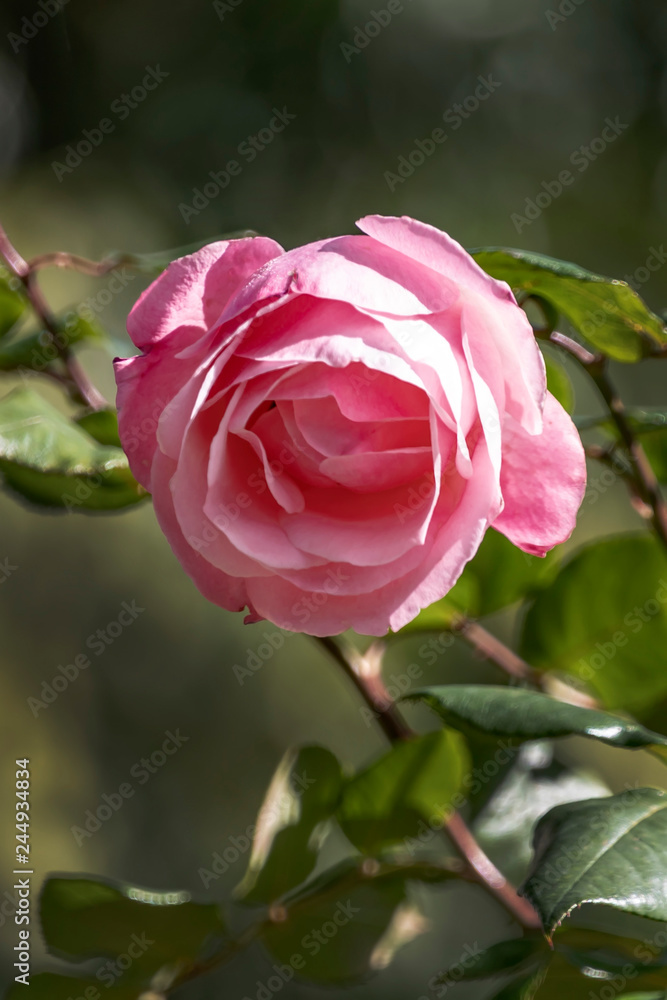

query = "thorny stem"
[315,634,542,930]
[549,330,667,553]
[0,222,107,410]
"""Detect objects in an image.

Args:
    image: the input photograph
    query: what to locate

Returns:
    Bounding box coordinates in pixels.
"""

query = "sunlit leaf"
[521,535,667,714]
[472,247,667,362]
[235,745,343,905]
[337,730,470,855]
[0,387,147,511]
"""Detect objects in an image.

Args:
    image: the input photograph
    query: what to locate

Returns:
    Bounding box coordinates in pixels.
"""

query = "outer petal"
[127,237,284,349]
[357,215,546,434]
[492,392,586,556]
[150,450,251,612]
[221,234,460,322]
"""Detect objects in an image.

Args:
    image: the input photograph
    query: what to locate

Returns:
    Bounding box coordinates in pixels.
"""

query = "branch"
[315,635,542,930]
[0,222,107,410]
[550,330,667,552]
[27,250,138,276]
[451,615,541,685]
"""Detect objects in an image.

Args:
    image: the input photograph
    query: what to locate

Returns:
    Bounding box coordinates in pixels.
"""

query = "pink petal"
[150,450,251,611]
[127,237,284,349]
[357,215,545,434]
[221,234,460,322]
[492,392,586,556]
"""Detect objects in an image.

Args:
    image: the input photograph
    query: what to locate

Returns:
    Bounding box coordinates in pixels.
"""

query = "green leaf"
[402,685,667,755]
[40,877,226,976]
[472,247,667,362]
[75,408,122,447]
[235,745,343,905]
[261,862,418,983]
[474,749,611,885]
[521,787,667,938]
[543,353,574,413]
[640,430,667,484]
[488,966,548,1000]
[0,387,147,511]
[0,271,27,338]
[0,313,103,372]
[527,953,667,1000]
[337,729,470,855]
[520,535,667,715]
[434,937,546,984]
[400,528,560,629]
[4,972,142,1000]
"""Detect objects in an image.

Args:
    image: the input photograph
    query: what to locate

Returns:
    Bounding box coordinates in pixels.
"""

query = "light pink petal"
[245,432,499,636]
[492,392,586,556]
[291,397,429,458]
[151,450,252,610]
[220,232,462,324]
[114,331,200,489]
[127,237,284,349]
[319,448,433,492]
[357,215,545,433]
[270,362,430,422]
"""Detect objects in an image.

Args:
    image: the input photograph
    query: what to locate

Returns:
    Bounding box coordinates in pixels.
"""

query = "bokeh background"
[1,0,667,996]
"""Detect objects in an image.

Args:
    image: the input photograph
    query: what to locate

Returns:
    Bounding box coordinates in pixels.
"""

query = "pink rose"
[114,216,585,636]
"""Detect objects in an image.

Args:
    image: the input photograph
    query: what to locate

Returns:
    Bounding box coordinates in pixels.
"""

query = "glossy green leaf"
[261,862,417,983]
[75,408,122,446]
[400,528,560,630]
[474,748,611,885]
[337,729,470,855]
[521,535,667,714]
[41,877,226,975]
[402,685,667,753]
[435,937,546,984]
[0,387,147,510]
[472,247,667,362]
[544,354,574,413]
[0,272,27,338]
[521,787,667,938]
[235,745,343,905]
[530,953,667,1000]
[488,966,547,1000]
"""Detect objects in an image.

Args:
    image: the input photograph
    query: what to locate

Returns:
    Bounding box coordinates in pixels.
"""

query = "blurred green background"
[1,0,667,996]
